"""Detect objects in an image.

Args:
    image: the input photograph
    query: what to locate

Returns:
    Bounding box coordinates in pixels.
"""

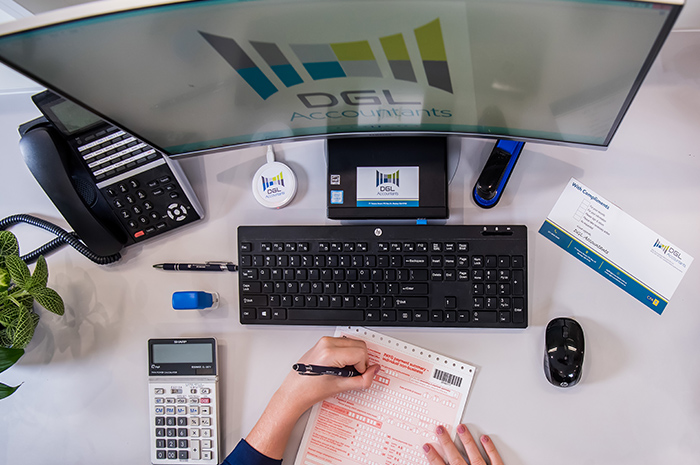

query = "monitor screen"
[0,0,682,156]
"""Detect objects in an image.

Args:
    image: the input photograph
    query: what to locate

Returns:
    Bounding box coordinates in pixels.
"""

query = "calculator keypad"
[150,382,218,464]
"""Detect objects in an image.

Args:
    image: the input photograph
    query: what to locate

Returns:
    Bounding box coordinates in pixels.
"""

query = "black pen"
[153,261,238,272]
[293,363,362,377]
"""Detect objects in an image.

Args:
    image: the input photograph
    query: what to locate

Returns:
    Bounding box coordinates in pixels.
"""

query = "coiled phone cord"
[0,214,121,265]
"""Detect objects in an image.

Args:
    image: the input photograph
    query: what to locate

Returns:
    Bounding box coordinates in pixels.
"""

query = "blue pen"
[292,363,361,377]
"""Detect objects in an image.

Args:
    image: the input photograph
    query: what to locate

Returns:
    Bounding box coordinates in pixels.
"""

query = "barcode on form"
[433,368,462,387]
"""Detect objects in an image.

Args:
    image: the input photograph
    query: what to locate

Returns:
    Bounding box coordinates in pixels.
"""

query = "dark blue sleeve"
[221,439,283,465]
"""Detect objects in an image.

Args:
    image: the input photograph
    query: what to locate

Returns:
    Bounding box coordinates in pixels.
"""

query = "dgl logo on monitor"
[199,18,452,100]
[376,170,400,191]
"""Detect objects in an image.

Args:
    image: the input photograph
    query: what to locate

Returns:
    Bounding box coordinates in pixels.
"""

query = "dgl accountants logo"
[376,169,400,188]
[653,238,682,260]
[199,18,452,100]
[261,171,285,191]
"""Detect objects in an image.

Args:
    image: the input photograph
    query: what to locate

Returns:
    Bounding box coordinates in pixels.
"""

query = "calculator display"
[149,338,216,376]
[153,343,213,364]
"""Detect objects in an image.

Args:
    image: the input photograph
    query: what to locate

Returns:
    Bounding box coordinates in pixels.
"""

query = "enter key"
[400,283,429,295]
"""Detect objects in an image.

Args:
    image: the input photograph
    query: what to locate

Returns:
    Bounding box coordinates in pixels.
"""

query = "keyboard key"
[404,256,428,266]
[473,311,497,323]
[513,270,525,295]
[394,297,428,308]
[288,309,365,321]
[400,283,428,294]
[413,310,429,322]
[365,310,380,321]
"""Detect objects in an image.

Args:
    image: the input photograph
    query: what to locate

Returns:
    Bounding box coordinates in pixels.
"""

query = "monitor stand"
[472,139,524,208]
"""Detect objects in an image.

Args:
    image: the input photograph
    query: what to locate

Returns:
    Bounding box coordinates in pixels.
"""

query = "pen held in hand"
[293,363,362,377]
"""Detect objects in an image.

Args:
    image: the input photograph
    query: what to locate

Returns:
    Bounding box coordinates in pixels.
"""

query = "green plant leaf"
[0,346,24,373]
[11,292,33,310]
[30,312,40,331]
[32,287,65,316]
[29,256,48,291]
[5,255,30,289]
[0,330,12,348]
[0,301,21,327]
[0,382,21,399]
[9,307,35,349]
[0,231,19,258]
[0,268,9,293]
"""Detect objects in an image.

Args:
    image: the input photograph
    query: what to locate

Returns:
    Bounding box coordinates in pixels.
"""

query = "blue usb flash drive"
[172,291,220,310]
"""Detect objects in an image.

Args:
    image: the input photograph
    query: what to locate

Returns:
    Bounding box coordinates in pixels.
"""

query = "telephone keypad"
[71,121,201,245]
[98,164,197,241]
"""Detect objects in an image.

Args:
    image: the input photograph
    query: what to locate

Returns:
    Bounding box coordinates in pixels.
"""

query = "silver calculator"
[148,338,220,464]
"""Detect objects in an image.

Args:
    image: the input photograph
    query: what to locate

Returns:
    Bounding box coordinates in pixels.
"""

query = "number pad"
[150,381,218,464]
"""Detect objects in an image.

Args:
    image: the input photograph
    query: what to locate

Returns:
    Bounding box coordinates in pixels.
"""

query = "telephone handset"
[18,91,203,258]
[20,119,127,256]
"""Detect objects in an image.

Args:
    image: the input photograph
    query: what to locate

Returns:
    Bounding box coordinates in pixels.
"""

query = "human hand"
[423,424,504,465]
[246,336,380,460]
[277,336,380,416]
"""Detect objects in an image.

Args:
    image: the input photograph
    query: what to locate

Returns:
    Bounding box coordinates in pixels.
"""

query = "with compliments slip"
[539,178,693,314]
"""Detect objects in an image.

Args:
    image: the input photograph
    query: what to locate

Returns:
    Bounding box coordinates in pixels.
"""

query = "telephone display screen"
[44,99,104,136]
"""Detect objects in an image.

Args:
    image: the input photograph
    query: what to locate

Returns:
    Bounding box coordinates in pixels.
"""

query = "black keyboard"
[237,225,528,328]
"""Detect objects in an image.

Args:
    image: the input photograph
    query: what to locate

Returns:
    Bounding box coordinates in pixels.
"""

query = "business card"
[539,178,693,314]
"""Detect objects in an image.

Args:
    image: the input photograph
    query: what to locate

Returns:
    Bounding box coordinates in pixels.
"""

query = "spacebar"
[288,309,365,321]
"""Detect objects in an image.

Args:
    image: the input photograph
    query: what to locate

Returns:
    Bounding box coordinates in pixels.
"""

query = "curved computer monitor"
[0,0,683,158]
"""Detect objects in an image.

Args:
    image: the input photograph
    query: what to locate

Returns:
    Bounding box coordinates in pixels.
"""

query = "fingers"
[480,435,504,465]
[360,364,380,388]
[423,425,503,465]
[422,443,456,465]
[456,424,487,465]
[300,336,371,373]
[337,363,380,391]
[435,425,468,465]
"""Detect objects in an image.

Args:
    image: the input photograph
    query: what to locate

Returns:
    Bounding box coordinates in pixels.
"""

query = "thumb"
[357,364,380,389]
[334,364,380,392]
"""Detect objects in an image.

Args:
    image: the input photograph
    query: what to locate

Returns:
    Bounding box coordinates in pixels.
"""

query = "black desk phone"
[18,91,203,258]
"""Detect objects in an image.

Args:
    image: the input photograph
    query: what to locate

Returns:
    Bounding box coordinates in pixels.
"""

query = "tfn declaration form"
[294,327,475,465]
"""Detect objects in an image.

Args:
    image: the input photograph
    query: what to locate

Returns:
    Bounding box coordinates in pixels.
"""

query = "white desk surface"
[1,30,699,465]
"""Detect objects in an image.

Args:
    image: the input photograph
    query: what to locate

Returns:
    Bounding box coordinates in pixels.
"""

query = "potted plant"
[0,230,64,399]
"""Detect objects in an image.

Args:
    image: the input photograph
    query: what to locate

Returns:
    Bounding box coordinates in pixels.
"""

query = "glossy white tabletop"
[1,30,699,465]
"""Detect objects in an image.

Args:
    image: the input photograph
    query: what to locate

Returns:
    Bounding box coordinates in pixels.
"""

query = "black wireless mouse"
[544,317,585,388]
